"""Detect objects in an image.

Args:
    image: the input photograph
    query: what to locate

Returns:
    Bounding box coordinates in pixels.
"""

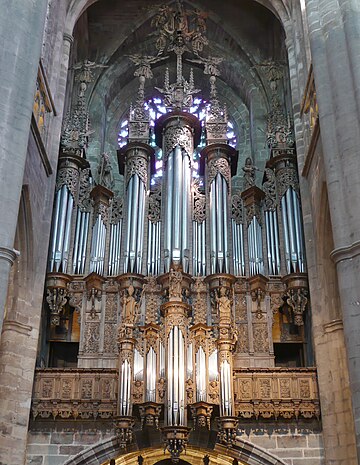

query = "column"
[0,0,48,334]
[306,0,360,459]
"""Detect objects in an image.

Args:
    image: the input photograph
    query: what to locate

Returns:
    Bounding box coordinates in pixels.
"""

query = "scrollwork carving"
[193,178,206,223]
[263,168,277,211]
[277,166,299,200]
[46,288,68,326]
[164,125,194,157]
[231,194,243,224]
[126,156,148,186]
[110,197,123,224]
[56,166,79,198]
[286,287,308,326]
[148,184,161,223]
[208,158,230,189]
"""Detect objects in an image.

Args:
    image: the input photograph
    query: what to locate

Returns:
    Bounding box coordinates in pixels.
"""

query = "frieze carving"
[277,165,299,200]
[83,322,100,353]
[192,277,207,324]
[246,203,262,226]
[105,293,118,321]
[208,158,230,189]
[56,166,79,198]
[103,323,118,354]
[236,324,249,353]
[78,168,92,212]
[144,277,161,323]
[148,184,162,224]
[32,369,117,420]
[126,156,148,187]
[93,202,108,225]
[110,197,123,224]
[252,323,268,353]
[263,168,277,211]
[231,193,243,225]
[163,125,194,157]
[193,178,206,223]
[234,368,320,420]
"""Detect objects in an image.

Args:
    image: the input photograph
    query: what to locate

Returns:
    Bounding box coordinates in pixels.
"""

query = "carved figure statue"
[242,157,258,189]
[169,265,183,301]
[123,285,138,325]
[128,54,169,79]
[97,152,114,190]
[216,287,231,324]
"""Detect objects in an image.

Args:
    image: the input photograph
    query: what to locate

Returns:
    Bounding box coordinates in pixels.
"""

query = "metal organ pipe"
[164,150,174,271]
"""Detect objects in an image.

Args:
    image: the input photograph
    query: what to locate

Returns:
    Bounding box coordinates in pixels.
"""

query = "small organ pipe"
[164,151,174,271]
[222,176,229,273]
[124,176,133,271]
[62,194,74,272]
[210,185,217,273]
[281,197,291,273]
[49,189,62,270]
[182,154,189,272]
[286,188,297,269]
[136,183,145,273]
[129,174,140,272]
[215,174,224,271]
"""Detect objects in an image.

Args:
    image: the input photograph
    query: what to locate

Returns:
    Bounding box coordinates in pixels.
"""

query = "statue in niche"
[168,264,183,301]
[123,285,138,325]
[97,152,114,190]
[216,286,231,324]
[242,157,258,189]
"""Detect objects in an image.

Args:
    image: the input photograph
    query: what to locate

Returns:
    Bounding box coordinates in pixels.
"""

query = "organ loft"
[3,0,360,464]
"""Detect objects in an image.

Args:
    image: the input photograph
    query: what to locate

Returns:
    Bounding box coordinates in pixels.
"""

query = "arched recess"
[62,438,288,465]
[4,185,33,321]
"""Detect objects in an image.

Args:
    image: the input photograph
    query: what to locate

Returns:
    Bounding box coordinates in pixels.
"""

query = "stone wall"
[25,421,323,465]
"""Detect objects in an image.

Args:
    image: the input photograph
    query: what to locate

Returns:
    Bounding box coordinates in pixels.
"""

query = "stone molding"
[0,246,20,266]
[2,319,32,335]
[330,240,360,264]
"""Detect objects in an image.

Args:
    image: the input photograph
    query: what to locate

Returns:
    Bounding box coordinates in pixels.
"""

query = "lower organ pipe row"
[281,188,306,274]
[72,209,90,274]
[108,220,122,276]
[147,220,161,276]
[124,174,146,274]
[210,173,229,274]
[247,217,264,276]
[167,326,186,426]
[49,185,74,273]
[192,220,206,276]
[265,210,281,275]
[232,219,245,276]
[89,214,107,274]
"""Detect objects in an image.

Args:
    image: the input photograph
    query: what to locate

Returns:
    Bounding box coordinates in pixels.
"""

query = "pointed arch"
[62,438,288,465]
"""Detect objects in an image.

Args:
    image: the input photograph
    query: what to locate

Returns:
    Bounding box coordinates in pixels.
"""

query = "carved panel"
[208,158,230,188]
[253,323,269,353]
[234,368,320,421]
[83,322,100,353]
[236,324,249,353]
[32,369,117,420]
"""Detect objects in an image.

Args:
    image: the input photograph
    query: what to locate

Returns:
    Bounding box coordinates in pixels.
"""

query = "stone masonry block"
[277,436,307,449]
[50,432,74,444]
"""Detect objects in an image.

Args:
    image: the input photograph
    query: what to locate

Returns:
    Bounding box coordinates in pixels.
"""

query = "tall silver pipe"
[136,183,145,273]
[193,221,197,275]
[201,221,206,275]
[215,174,224,272]
[239,223,245,275]
[286,188,297,270]
[81,213,89,274]
[179,329,185,425]
[210,184,217,274]
[182,154,189,272]
[55,186,69,271]
[281,197,291,273]
[265,212,272,273]
[248,223,253,276]
[72,210,81,274]
[129,174,140,272]
[274,212,281,274]
[256,219,263,274]
[173,146,183,262]
[222,176,229,273]
[164,151,174,271]
[147,220,152,274]
[62,194,74,272]
[124,176,134,271]
[109,224,114,275]
[292,189,303,271]
[173,326,179,425]
[270,211,276,274]
[49,189,62,271]
[168,329,173,424]
[232,220,237,275]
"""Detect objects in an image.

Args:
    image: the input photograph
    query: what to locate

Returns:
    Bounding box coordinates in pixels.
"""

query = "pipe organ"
[44,2,313,462]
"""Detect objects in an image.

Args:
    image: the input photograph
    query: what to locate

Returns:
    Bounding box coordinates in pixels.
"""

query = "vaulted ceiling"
[69,0,289,184]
